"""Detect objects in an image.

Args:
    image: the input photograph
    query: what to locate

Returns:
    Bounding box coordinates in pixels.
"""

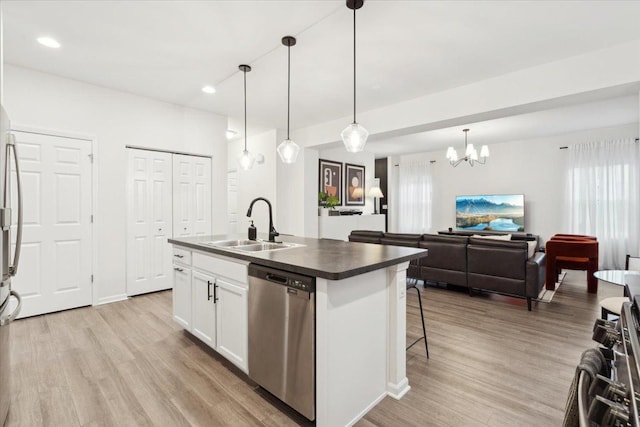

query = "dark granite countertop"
[168,234,427,280]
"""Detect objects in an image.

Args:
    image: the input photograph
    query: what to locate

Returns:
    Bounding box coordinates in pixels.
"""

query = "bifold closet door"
[127,149,173,296]
[173,154,212,237]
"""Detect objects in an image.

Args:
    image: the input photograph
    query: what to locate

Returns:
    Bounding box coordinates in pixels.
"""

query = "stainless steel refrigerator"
[0,104,23,426]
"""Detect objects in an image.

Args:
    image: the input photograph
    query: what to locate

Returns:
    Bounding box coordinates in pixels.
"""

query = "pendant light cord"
[243,69,247,152]
[287,44,291,140]
[353,6,357,124]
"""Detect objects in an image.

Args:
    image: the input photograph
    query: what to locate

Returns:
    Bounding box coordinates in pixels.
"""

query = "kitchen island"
[169,234,427,427]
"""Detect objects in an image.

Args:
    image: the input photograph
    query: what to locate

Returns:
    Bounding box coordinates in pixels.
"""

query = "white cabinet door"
[127,149,173,296]
[215,277,248,371]
[172,265,191,330]
[10,131,93,318]
[192,271,216,348]
[173,154,211,237]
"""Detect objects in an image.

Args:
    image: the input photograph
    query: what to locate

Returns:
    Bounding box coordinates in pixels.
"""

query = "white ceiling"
[3,0,640,155]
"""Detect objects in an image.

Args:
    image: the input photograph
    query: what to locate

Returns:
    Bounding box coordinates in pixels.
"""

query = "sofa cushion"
[419,234,468,271]
[348,230,384,244]
[380,233,422,247]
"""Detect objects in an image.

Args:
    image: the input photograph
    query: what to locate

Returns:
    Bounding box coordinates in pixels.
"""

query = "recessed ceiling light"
[225,129,237,140]
[37,37,61,49]
[202,85,216,94]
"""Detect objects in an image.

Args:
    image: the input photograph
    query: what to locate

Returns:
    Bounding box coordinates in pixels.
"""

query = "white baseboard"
[96,294,129,305]
[387,377,411,400]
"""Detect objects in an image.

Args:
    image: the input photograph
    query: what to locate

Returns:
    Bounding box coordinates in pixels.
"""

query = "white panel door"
[126,149,173,296]
[173,155,193,237]
[10,131,93,318]
[172,154,211,237]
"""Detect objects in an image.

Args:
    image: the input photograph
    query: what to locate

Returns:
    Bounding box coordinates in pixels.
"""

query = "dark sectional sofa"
[348,230,546,311]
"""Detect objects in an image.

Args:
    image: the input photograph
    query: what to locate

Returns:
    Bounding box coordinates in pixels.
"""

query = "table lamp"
[368,179,384,214]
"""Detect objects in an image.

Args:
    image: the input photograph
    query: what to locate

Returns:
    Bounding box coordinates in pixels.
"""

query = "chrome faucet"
[246,197,279,242]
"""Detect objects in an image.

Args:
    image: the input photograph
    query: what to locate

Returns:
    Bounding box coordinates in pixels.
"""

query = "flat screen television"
[456,194,525,232]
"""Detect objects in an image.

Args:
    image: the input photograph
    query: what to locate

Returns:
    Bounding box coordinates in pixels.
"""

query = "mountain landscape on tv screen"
[456,196,524,231]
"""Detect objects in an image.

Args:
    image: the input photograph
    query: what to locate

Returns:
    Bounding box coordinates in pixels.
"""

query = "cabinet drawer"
[173,247,192,266]
[193,252,248,284]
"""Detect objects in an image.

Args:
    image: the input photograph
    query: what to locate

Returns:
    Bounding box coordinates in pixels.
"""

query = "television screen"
[456,194,524,232]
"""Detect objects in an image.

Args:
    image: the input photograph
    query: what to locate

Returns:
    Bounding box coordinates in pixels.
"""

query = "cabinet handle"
[213,281,219,303]
[207,280,212,301]
[173,267,184,272]
[173,254,184,258]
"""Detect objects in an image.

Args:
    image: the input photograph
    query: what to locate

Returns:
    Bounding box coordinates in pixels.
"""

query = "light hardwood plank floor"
[7,271,618,426]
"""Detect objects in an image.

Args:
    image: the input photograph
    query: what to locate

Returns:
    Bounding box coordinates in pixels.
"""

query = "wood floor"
[6,271,619,426]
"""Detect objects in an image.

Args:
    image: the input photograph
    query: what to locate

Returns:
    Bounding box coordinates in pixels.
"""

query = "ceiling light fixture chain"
[446,128,490,167]
[341,0,368,153]
[238,64,255,170]
[277,36,301,163]
[352,3,357,124]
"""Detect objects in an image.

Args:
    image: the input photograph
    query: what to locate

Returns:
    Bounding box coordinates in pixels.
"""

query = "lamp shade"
[277,139,300,164]
[465,143,475,157]
[368,187,384,198]
[341,123,368,153]
[480,145,490,158]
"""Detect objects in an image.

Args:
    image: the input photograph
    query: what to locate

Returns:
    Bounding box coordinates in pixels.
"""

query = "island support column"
[386,261,411,399]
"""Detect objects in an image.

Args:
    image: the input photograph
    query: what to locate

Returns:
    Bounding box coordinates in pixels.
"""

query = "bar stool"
[406,281,429,358]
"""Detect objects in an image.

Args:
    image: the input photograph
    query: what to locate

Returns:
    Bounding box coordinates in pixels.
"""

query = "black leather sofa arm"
[526,252,546,298]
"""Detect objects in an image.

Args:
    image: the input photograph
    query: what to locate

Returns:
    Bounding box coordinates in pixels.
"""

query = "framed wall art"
[318,159,342,205]
[345,163,365,206]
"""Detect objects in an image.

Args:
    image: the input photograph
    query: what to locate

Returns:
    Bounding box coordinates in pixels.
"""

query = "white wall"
[228,129,277,236]
[390,123,638,243]
[4,65,228,304]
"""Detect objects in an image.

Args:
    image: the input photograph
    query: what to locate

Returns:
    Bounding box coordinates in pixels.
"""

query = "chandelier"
[446,128,489,167]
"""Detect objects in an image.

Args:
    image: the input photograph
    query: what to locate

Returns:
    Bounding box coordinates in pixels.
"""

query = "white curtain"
[565,139,640,269]
[397,161,432,233]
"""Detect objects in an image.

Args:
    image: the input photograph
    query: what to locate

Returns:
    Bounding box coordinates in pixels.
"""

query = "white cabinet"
[173,154,212,238]
[191,271,216,347]
[171,247,249,372]
[172,264,192,330]
[215,278,248,369]
[318,214,386,241]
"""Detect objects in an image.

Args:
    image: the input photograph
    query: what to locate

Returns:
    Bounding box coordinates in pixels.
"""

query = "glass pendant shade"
[341,122,368,153]
[480,145,490,158]
[277,139,300,164]
[238,149,255,170]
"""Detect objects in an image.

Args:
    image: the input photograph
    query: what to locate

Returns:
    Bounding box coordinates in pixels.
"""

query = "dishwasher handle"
[265,273,288,285]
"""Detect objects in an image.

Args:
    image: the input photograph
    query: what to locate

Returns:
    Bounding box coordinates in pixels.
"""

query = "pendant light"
[238,64,255,170]
[341,0,368,153]
[277,36,301,164]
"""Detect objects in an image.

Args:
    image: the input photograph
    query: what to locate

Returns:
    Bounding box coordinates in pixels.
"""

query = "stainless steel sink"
[205,239,256,247]
[205,239,304,253]
[233,242,298,252]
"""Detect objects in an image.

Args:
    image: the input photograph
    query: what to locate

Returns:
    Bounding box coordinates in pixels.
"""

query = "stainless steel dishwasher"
[248,264,315,421]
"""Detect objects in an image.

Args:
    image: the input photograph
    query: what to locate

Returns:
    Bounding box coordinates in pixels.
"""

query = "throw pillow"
[472,233,512,241]
[527,241,537,259]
